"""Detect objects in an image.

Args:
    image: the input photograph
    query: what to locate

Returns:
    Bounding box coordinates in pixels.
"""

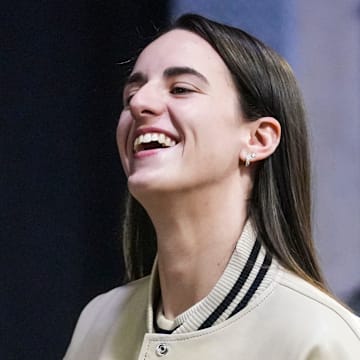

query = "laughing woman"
[64,14,360,359]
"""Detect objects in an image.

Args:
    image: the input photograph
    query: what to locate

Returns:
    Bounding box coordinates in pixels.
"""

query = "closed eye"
[125,94,134,105]
[170,86,194,95]
[123,91,137,107]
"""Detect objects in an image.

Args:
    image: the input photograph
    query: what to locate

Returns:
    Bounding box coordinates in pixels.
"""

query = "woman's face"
[117,29,249,197]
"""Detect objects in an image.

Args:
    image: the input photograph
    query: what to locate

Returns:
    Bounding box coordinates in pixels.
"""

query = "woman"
[64,14,360,359]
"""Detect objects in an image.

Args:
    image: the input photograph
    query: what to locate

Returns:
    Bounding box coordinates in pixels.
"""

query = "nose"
[129,83,165,120]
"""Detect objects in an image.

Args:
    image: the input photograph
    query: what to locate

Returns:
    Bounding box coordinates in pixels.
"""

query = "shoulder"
[63,276,150,359]
[252,267,360,358]
[78,276,150,322]
[274,268,360,351]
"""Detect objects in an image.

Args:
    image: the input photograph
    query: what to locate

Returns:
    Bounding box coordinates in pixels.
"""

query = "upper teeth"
[133,132,176,152]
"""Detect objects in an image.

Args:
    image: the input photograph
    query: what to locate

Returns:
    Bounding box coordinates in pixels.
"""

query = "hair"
[121,13,328,291]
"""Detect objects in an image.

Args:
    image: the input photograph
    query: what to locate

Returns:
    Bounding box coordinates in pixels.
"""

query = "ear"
[240,117,281,165]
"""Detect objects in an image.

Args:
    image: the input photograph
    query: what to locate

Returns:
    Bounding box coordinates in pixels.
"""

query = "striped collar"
[147,220,278,334]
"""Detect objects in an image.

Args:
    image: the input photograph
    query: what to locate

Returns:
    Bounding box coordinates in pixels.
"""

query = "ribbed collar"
[147,220,278,334]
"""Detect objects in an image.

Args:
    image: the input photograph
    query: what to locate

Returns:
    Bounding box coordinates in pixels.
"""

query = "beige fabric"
[64,226,360,359]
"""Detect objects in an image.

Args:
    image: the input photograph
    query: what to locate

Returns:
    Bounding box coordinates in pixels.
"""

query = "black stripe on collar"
[153,237,273,334]
[229,253,272,317]
[198,239,262,330]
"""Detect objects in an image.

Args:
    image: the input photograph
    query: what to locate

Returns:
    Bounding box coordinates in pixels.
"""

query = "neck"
[139,175,250,319]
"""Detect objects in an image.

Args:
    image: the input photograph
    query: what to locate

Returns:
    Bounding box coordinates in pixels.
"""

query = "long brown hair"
[121,14,327,291]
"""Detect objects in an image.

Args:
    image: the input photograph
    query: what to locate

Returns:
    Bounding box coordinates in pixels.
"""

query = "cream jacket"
[64,226,360,359]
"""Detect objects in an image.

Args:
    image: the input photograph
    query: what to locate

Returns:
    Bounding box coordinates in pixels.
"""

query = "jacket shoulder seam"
[278,279,360,340]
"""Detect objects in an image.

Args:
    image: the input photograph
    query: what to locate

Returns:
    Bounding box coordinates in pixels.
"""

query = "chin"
[128,174,168,197]
[128,172,188,202]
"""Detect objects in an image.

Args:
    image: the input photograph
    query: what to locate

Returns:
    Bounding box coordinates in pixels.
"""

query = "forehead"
[132,29,232,83]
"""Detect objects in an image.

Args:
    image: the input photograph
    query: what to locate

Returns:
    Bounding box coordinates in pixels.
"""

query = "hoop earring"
[245,153,256,167]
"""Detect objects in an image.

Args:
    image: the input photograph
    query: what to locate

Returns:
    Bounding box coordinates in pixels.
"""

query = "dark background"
[1,1,169,359]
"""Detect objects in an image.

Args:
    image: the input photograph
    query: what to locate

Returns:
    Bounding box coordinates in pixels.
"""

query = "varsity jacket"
[64,222,360,359]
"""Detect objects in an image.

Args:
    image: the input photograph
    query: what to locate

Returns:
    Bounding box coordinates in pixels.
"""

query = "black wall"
[1,2,169,359]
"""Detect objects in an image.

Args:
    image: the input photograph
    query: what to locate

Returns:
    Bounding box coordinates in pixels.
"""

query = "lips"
[132,129,179,154]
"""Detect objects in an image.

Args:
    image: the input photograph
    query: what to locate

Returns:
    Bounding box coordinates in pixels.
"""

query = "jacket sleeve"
[303,322,360,360]
[63,290,119,360]
[305,343,358,360]
[63,279,149,360]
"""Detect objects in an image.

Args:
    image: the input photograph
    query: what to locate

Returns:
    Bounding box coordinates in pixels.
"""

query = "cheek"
[116,112,132,175]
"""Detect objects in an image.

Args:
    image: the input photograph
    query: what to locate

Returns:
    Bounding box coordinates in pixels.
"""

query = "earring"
[245,153,256,167]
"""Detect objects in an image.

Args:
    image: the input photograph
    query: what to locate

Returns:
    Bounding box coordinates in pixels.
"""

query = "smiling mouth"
[133,132,177,153]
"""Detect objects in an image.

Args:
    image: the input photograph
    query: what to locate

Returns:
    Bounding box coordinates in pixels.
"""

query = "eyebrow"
[124,72,147,88]
[124,66,209,89]
[163,66,209,84]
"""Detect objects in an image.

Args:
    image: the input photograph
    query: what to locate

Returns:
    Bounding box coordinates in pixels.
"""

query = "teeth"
[143,133,152,143]
[133,132,177,152]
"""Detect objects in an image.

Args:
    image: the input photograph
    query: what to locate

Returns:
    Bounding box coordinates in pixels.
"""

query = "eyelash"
[170,86,193,95]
